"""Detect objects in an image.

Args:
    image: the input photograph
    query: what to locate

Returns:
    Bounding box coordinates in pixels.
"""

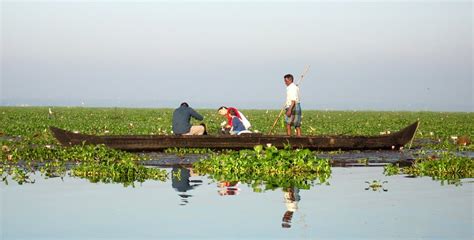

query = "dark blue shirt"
[172,106,204,135]
[231,117,246,133]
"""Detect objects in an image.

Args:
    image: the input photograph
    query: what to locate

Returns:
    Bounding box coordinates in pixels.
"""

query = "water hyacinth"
[193,145,331,191]
[0,107,472,187]
[384,152,474,184]
[0,143,168,186]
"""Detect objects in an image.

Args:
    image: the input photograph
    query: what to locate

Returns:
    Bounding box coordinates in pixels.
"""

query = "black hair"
[217,106,227,111]
[284,74,294,82]
[180,102,189,107]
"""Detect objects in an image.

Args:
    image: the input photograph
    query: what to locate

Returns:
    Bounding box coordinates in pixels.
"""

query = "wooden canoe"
[50,121,419,151]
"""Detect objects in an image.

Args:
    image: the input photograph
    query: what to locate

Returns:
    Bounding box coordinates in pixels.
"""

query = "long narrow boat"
[50,121,419,151]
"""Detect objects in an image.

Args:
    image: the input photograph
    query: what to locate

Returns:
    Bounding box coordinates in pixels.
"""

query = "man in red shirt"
[218,106,242,129]
[217,106,253,134]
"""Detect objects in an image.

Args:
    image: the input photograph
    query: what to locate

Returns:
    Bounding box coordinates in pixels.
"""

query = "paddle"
[268,65,310,135]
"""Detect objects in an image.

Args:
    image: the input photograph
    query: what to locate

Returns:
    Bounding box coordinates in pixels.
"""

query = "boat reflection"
[171,167,202,206]
[217,181,240,196]
[281,187,300,228]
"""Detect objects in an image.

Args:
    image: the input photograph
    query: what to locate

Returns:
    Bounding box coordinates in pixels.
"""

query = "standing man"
[284,74,302,136]
[172,102,206,135]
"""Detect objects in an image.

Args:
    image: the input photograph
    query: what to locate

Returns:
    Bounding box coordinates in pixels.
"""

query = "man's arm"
[286,100,296,117]
[189,108,204,121]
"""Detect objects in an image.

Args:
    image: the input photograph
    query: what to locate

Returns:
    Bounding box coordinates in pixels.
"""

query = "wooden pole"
[267,65,310,135]
[297,65,311,86]
[268,105,286,135]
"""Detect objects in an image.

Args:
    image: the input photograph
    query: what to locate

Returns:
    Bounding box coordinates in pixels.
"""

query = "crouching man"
[172,102,206,135]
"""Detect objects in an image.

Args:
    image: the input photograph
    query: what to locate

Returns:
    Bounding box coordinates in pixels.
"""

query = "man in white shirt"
[284,74,302,136]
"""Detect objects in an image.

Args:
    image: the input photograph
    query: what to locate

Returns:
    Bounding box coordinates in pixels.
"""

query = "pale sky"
[1,0,472,111]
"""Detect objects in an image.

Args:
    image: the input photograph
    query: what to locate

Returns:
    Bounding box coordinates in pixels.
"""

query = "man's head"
[217,106,228,116]
[284,74,294,86]
[180,102,189,107]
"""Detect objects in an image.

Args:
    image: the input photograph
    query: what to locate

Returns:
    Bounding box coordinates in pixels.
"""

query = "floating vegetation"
[365,180,388,192]
[164,147,215,155]
[71,158,167,187]
[384,152,474,184]
[0,107,472,186]
[1,107,472,141]
[0,143,167,186]
[193,145,331,191]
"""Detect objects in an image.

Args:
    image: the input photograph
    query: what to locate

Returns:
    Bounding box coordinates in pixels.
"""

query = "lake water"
[1,167,472,240]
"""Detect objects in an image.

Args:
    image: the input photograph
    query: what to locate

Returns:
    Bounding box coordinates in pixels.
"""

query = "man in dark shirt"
[172,102,205,135]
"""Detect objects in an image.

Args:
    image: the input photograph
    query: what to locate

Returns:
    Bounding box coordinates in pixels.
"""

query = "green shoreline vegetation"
[1,107,473,187]
[194,145,331,191]
[384,151,474,185]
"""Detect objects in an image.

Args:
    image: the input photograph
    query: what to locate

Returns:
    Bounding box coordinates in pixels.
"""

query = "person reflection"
[217,181,240,196]
[171,167,202,206]
[281,187,300,228]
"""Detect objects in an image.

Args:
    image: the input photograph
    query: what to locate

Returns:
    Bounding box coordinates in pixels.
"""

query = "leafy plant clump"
[71,158,167,187]
[164,147,215,155]
[193,145,331,191]
[0,143,167,186]
[384,152,474,184]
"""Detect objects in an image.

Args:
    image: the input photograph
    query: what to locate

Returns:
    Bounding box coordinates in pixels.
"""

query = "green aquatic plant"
[0,143,167,186]
[1,106,472,141]
[164,147,214,155]
[383,164,400,176]
[365,180,388,192]
[384,151,474,184]
[1,166,34,185]
[71,159,167,187]
[1,107,472,186]
[193,145,331,191]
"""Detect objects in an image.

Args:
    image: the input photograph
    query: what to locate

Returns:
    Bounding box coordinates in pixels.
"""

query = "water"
[1,167,472,239]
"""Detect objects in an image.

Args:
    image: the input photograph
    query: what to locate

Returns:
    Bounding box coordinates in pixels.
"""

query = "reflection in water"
[217,181,240,196]
[282,187,300,228]
[171,167,202,206]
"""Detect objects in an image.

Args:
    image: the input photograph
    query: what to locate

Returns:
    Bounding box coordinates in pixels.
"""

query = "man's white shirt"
[286,82,300,107]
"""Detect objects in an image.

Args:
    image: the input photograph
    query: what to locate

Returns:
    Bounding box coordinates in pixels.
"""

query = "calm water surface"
[1,167,472,240]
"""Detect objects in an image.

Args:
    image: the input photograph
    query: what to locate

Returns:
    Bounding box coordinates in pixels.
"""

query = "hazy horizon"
[1,0,472,112]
